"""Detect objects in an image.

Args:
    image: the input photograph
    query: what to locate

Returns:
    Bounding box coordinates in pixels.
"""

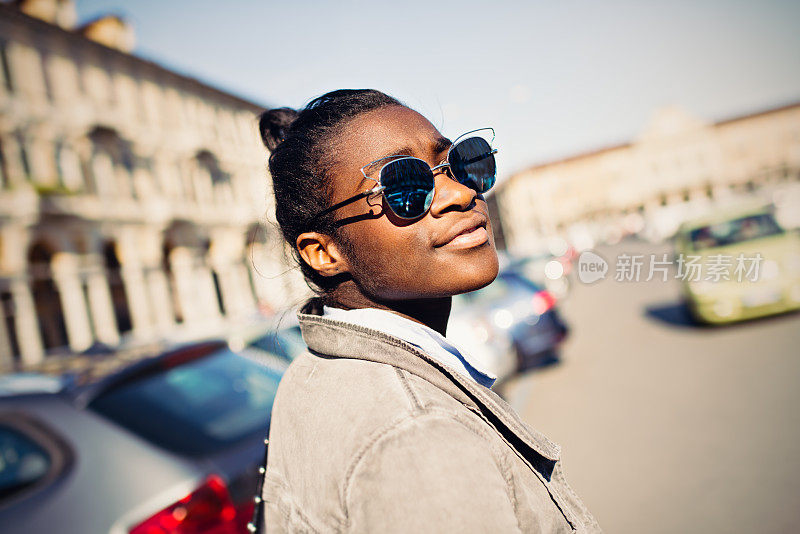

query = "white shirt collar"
[322,306,497,388]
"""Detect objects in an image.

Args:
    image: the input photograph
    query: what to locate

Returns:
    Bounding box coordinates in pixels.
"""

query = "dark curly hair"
[258,89,404,296]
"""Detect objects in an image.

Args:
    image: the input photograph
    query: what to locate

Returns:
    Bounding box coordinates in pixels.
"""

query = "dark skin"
[297,105,499,336]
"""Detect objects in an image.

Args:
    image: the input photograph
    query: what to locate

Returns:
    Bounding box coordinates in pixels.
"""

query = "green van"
[675,204,800,324]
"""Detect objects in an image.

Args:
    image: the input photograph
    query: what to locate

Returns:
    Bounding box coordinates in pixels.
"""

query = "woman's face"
[323,105,499,300]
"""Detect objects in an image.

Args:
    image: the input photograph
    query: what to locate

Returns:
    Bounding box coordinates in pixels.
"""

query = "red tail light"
[129,475,240,534]
[531,290,557,315]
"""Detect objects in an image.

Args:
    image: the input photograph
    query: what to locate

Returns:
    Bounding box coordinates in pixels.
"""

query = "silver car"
[0,340,282,534]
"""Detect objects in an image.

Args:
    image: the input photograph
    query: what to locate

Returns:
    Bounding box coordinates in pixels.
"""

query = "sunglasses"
[312,128,498,221]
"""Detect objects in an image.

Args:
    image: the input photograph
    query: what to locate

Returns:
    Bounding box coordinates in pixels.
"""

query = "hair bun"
[259,107,299,151]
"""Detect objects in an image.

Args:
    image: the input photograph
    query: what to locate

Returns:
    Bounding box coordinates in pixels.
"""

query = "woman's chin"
[451,251,500,295]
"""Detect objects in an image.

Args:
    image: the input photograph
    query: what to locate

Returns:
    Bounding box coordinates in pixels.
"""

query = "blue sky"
[76,0,800,176]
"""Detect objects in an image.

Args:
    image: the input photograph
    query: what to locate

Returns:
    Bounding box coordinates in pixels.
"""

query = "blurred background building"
[0,0,302,369]
[495,102,800,254]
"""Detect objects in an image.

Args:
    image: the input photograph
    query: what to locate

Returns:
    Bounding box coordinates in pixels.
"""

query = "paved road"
[500,239,800,534]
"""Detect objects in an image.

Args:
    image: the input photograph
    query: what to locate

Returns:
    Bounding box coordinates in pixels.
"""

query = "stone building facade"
[0,1,303,368]
[495,103,800,254]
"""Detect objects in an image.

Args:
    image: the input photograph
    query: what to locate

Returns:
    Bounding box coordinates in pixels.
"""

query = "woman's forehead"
[337,106,449,167]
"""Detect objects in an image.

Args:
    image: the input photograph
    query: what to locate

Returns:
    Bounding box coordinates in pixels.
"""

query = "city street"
[501,239,800,534]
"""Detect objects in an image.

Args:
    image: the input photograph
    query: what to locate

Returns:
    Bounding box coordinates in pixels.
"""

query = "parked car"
[675,204,800,324]
[501,247,575,299]
[450,268,569,382]
[0,340,283,534]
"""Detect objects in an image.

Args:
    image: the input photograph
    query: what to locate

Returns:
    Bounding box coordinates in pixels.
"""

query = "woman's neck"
[327,282,452,336]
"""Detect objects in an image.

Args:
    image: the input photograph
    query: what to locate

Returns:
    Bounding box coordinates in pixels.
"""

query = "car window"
[88,349,282,456]
[0,425,51,502]
[690,213,784,250]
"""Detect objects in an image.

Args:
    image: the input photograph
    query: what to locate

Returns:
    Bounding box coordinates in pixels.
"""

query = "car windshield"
[689,213,784,250]
[88,348,282,456]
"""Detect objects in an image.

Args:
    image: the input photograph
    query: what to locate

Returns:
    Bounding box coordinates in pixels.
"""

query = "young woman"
[254,90,600,533]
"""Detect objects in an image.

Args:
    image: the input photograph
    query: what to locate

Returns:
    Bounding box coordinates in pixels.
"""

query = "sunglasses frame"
[311,128,497,222]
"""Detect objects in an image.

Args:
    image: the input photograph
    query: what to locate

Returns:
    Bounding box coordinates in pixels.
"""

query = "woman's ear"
[296,232,351,277]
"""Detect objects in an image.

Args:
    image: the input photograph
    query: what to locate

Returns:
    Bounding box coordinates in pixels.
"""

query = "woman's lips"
[441,225,489,249]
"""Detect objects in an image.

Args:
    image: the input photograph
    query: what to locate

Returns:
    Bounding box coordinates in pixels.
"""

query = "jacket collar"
[298,312,561,462]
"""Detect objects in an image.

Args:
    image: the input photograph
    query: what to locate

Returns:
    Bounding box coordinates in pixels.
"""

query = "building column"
[2,136,28,186]
[230,262,255,317]
[248,261,271,310]
[51,254,93,352]
[197,264,223,321]
[10,278,44,365]
[115,230,156,339]
[211,263,243,319]
[170,248,204,325]
[144,267,174,334]
[119,264,155,338]
[85,269,120,345]
[248,247,291,312]
[234,262,256,313]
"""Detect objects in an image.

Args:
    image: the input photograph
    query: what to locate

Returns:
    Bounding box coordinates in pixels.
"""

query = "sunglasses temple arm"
[311,186,386,221]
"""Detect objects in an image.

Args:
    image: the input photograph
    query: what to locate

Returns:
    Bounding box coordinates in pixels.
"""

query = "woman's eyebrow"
[373,146,413,163]
[433,136,452,154]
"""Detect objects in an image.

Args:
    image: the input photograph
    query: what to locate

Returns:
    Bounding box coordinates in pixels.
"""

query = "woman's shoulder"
[265,350,428,504]
[267,348,496,464]
[268,350,486,461]
[271,350,417,437]
[275,349,470,423]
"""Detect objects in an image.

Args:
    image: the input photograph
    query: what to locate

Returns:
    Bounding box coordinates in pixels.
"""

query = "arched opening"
[27,243,68,351]
[88,126,136,198]
[162,221,223,324]
[103,241,132,334]
[194,150,232,204]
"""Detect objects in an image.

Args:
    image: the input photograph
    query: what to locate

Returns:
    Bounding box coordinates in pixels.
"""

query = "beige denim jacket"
[259,312,601,533]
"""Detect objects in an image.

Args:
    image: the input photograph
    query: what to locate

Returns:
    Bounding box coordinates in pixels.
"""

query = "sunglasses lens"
[380,158,435,218]
[448,137,496,193]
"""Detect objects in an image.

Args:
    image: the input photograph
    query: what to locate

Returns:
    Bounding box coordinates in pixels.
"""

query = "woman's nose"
[428,170,477,217]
